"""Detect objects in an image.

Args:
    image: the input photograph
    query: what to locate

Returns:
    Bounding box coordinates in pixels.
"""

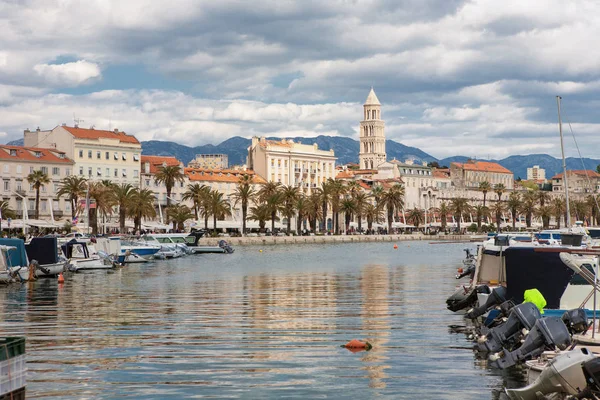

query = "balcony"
[294,168,301,173]
[15,189,26,197]
[53,210,64,218]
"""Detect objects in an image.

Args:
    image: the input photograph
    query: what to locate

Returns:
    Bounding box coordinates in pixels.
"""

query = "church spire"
[359,88,386,170]
[364,87,381,106]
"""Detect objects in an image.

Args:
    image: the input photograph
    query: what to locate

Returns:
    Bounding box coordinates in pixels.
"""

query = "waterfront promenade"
[199,233,467,246]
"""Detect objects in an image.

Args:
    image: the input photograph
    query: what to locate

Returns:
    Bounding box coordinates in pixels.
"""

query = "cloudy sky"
[1,0,599,159]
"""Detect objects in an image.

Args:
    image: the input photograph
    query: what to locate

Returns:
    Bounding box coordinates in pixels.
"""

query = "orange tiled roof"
[335,170,355,179]
[0,145,73,164]
[358,181,372,190]
[63,126,140,144]
[551,170,600,180]
[141,155,181,174]
[433,169,450,179]
[185,167,266,184]
[452,160,512,174]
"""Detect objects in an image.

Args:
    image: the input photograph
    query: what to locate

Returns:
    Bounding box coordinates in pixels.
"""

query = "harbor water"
[0,241,525,399]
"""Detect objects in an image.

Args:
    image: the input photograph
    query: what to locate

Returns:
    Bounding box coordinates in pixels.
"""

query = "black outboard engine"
[489,317,572,369]
[446,285,489,312]
[218,240,234,254]
[477,302,541,353]
[581,357,600,398]
[562,308,589,335]
[466,286,507,319]
[505,347,596,400]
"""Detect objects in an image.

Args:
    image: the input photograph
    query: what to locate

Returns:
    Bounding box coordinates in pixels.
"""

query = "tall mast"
[557,96,571,227]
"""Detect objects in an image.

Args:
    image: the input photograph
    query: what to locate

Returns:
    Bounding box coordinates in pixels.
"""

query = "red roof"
[62,126,140,144]
[185,167,265,183]
[0,145,73,164]
[141,155,181,174]
[433,169,450,179]
[452,160,512,174]
[551,170,600,180]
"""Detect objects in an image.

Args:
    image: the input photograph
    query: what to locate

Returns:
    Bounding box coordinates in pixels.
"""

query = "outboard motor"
[456,264,476,280]
[446,285,489,312]
[466,286,507,319]
[218,240,234,254]
[505,347,595,400]
[562,308,589,335]
[489,317,572,369]
[477,302,541,353]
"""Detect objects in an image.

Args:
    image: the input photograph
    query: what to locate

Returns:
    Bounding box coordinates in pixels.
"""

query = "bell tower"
[359,87,386,170]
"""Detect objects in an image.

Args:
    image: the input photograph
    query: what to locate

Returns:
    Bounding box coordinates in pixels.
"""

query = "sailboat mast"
[557,95,571,227]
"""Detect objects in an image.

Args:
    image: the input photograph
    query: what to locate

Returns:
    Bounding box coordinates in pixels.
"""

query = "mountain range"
[6,136,600,179]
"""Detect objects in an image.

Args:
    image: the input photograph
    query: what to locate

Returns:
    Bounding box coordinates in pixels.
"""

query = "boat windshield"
[155,237,174,244]
[185,237,195,244]
[170,237,187,243]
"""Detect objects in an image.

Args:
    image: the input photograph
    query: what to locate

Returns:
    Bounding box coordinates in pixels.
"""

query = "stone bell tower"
[359,87,386,170]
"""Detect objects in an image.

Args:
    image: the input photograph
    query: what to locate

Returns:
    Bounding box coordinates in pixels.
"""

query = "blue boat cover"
[0,238,28,268]
[26,237,58,265]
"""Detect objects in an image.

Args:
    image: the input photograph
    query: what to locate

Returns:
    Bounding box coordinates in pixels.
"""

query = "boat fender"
[341,339,372,351]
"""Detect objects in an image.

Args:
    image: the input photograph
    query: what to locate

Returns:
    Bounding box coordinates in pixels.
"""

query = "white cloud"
[33,61,101,87]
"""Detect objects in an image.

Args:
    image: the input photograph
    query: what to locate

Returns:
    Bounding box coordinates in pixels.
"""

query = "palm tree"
[438,201,449,231]
[346,180,361,197]
[26,170,50,219]
[340,198,357,233]
[88,181,115,234]
[490,201,506,232]
[507,192,521,230]
[112,183,135,232]
[450,197,470,233]
[536,205,553,229]
[0,201,16,220]
[166,204,194,231]
[537,190,550,207]
[183,183,209,220]
[364,203,383,232]
[572,200,588,223]
[473,205,489,232]
[520,191,537,228]
[57,176,88,220]
[258,182,282,233]
[406,207,425,229]
[206,190,232,233]
[329,180,346,234]
[129,188,157,232]
[154,165,185,207]
[307,192,323,232]
[494,183,506,202]
[479,181,491,207]
[371,184,384,207]
[353,192,370,232]
[585,195,600,226]
[319,180,334,232]
[249,203,273,233]
[552,197,565,229]
[230,174,256,235]
[281,185,300,234]
[295,194,310,234]
[380,184,405,233]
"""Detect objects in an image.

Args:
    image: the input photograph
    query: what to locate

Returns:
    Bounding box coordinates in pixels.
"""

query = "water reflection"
[0,242,512,399]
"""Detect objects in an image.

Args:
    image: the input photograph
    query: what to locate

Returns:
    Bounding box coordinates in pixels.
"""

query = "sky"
[1,0,600,159]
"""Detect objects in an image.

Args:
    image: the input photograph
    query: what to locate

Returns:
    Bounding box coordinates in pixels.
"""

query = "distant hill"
[6,138,23,146]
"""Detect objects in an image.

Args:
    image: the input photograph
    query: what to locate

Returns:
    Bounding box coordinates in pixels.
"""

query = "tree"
[329,180,346,234]
[206,190,232,233]
[112,183,136,232]
[56,176,88,220]
[507,192,521,230]
[406,207,425,229]
[26,170,50,219]
[494,183,506,202]
[340,198,357,233]
[473,205,489,232]
[585,195,600,226]
[258,182,282,233]
[353,192,370,232]
[450,197,471,233]
[318,180,334,232]
[572,200,588,223]
[295,195,309,234]
[281,185,300,234]
[427,161,441,169]
[87,182,115,234]
[0,201,16,220]
[536,205,553,229]
[346,180,361,197]
[306,192,323,232]
[479,181,491,207]
[230,174,256,236]
[249,204,272,233]
[490,201,506,232]
[183,183,209,220]
[537,190,550,207]
[520,191,537,228]
[371,184,384,207]
[154,165,185,207]
[129,188,157,232]
[438,202,449,231]
[551,197,566,229]
[380,184,405,233]
[364,203,383,232]
[597,164,600,174]
[166,204,194,231]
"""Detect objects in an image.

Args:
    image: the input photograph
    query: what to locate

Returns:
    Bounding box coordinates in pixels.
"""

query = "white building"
[188,154,228,169]
[247,137,337,194]
[24,125,142,187]
[359,88,386,170]
[527,165,546,181]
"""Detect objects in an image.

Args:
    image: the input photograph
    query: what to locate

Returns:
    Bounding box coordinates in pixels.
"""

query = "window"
[28,200,34,210]
[122,169,127,177]
[88,167,92,176]
[88,150,92,158]
[53,183,58,192]
[16,165,22,174]
[52,167,60,176]
[271,159,274,167]
[133,169,139,178]
[29,183,34,191]
[41,185,46,193]
[53,200,59,210]
[114,152,118,160]
[41,166,48,174]
[16,181,22,191]
[2,165,7,173]
[9,149,16,156]
[3,180,9,192]
[65,168,71,176]
[29,167,34,173]
[59,153,65,159]
[79,167,84,175]
[97,151,101,159]
[105,151,109,160]
[106,168,110,177]
[122,153,126,161]
[97,168,102,176]
[79,150,83,158]
[133,154,139,161]
[145,180,150,186]
[114,168,118,177]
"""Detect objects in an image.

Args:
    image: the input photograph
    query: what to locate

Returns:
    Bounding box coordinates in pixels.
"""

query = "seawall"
[198,234,469,246]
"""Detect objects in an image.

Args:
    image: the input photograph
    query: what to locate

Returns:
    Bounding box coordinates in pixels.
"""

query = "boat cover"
[0,238,28,268]
[26,237,58,265]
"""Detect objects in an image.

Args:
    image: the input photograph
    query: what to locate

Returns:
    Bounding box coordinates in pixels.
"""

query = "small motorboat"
[25,236,67,277]
[62,239,116,272]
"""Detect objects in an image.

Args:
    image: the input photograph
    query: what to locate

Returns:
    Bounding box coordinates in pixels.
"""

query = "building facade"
[450,160,514,190]
[24,125,142,187]
[0,145,74,221]
[551,170,600,194]
[359,88,386,170]
[527,165,546,181]
[140,155,189,207]
[247,137,337,194]
[188,154,228,169]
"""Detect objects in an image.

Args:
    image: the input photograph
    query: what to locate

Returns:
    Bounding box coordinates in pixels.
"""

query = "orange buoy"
[342,339,372,352]
[57,273,65,283]
[457,268,463,274]
[393,244,398,249]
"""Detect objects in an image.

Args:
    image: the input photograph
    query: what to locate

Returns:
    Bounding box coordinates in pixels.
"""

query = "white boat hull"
[68,258,114,271]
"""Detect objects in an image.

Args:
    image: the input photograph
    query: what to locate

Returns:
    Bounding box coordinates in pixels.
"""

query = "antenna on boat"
[557,96,571,228]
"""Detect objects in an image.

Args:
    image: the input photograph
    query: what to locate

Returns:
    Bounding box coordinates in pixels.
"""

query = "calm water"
[0,241,525,399]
